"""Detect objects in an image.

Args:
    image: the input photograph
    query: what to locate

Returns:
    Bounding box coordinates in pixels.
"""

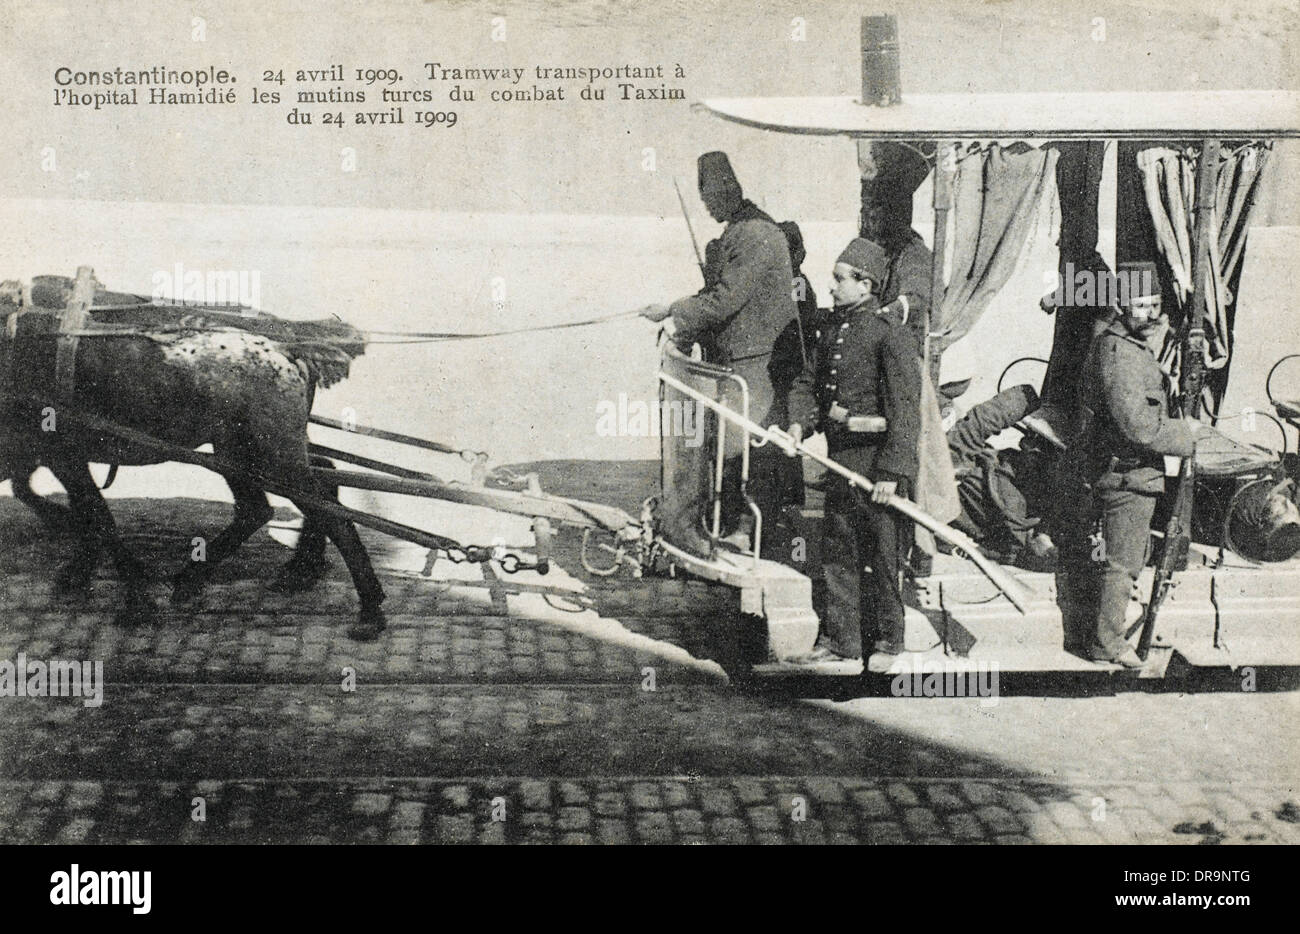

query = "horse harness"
[3,267,98,404]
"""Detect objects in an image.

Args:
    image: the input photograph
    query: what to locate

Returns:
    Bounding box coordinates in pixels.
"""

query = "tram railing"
[658,340,762,567]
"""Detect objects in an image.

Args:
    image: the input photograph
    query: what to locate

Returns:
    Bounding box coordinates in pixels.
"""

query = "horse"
[0,451,78,531]
[0,297,388,640]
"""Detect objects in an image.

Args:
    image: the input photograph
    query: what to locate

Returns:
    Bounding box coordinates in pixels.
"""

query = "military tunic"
[1055,319,1197,659]
[788,299,921,658]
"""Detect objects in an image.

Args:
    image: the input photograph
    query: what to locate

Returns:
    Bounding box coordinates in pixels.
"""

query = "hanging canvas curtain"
[932,143,1060,354]
[1134,142,1271,379]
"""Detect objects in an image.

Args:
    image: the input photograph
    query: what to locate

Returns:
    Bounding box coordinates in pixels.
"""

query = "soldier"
[640,152,797,555]
[772,220,819,513]
[858,141,933,356]
[785,238,921,674]
[778,220,821,343]
[1056,261,1204,666]
[946,383,1058,571]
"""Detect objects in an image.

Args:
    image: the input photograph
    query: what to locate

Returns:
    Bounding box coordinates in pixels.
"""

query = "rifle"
[658,369,1032,614]
[1136,139,1219,659]
[673,176,706,280]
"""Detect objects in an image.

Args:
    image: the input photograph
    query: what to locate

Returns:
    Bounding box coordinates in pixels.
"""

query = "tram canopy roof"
[698,90,1300,140]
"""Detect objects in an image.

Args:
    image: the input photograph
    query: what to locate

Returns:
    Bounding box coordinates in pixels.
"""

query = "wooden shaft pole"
[928,142,954,388]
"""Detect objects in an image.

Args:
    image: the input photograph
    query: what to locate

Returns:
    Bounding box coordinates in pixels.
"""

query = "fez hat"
[837,237,890,284]
[1117,260,1161,312]
[698,151,742,195]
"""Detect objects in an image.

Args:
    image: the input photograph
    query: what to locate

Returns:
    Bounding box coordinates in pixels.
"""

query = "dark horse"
[0,289,388,640]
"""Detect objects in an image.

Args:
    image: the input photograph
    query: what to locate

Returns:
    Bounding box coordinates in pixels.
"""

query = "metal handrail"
[660,342,762,568]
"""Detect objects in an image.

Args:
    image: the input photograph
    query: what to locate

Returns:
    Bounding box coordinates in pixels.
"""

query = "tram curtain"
[933,143,1059,353]
[1134,143,1271,376]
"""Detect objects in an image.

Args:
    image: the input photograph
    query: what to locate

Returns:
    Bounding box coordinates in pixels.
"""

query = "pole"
[1138,137,1219,658]
[658,369,1032,613]
[928,141,954,389]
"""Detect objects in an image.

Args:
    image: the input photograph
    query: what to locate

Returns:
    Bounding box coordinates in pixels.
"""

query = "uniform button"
[836,338,843,344]
[832,354,841,360]
[840,323,849,330]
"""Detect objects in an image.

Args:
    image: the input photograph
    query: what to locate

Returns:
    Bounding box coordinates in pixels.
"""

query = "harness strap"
[55,267,96,404]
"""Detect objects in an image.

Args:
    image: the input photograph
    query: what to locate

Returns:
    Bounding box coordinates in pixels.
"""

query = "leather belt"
[828,403,887,433]
[846,415,888,433]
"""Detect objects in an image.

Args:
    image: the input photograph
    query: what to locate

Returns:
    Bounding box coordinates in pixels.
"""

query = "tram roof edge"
[698,90,1300,140]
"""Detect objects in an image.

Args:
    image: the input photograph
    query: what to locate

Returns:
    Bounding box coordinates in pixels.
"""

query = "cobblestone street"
[1,498,1297,844]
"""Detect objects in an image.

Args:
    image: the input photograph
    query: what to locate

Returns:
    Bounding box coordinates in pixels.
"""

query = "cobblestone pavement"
[1,497,1297,844]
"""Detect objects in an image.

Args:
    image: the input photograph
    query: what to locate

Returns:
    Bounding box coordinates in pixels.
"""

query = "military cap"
[836,237,891,285]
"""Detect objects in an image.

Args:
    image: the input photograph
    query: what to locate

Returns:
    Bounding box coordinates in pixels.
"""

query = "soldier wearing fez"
[1056,261,1204,667]
[640,153,798,555]
[785,238,921,674]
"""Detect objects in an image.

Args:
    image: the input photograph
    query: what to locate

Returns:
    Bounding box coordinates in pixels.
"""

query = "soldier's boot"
[1088,572,1144,667]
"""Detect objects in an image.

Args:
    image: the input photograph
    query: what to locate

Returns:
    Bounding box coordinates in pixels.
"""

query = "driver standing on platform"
[639,152,797,556]
[785,238,921,674]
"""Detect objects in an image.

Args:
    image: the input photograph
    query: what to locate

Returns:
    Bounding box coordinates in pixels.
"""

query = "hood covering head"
[779,221,807,269]
[859,141,931,245]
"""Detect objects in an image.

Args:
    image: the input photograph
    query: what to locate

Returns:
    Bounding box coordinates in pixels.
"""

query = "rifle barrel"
[673,176,706,276]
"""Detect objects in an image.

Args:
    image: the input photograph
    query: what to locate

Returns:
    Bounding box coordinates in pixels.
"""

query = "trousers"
[818,474,911,658]
[1056,485,1155,658]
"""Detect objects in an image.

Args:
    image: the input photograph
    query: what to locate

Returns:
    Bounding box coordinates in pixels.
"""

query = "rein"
[5,304,641,346]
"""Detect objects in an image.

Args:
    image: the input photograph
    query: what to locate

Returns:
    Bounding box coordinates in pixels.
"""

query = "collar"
[831,297,882,318]
[1102,317,1157,352]
[726,199,777,227]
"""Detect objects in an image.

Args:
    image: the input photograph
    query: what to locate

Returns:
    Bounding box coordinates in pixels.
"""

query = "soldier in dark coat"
[1055,261,1203,666]
[785,238,922,673]
[778,220,821,345]
[859,143,933,357]
[772,220,819,512]
[641,152,797,555]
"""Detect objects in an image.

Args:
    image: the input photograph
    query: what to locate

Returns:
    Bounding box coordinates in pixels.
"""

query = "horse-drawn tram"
[3,21,1298,685]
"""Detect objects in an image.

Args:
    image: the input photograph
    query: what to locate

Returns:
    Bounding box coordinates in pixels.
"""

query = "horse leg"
[269,453,334,593]
[13,469,75,533]
[50,462,154,626]
[288,493,385,641]
[171,475,273,603]
[45,464,102,596]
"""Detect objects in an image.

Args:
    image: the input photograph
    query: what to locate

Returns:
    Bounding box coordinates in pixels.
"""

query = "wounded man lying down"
[944,384,1060,571]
